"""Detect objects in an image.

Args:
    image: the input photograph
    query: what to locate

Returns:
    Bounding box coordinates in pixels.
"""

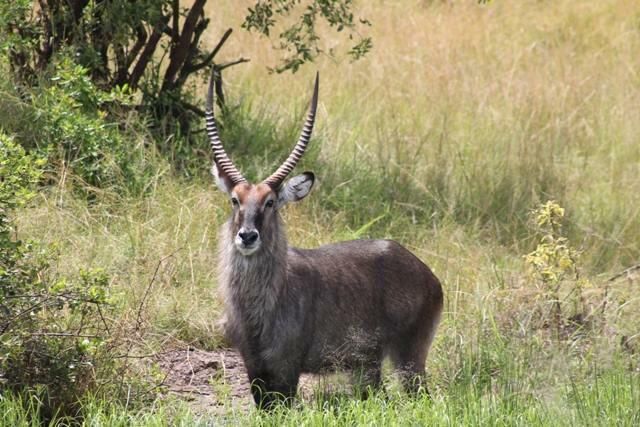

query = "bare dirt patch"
[156,346,350,415]
[157,347,252,414]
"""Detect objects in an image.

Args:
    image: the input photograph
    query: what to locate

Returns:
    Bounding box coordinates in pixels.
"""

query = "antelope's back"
[287,239,443,367]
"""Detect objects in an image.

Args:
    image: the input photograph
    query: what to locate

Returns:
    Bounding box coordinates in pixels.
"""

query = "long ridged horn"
[206,68,246,186]
[263,73,319,189]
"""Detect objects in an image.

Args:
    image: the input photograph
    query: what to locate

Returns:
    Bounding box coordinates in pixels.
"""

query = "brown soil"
[156,347,331,414]
[157,347,252,414]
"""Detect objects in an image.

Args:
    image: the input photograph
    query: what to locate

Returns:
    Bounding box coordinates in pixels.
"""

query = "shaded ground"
[157,347,338,413]
[157,347,253,414]
[156,347,330,414]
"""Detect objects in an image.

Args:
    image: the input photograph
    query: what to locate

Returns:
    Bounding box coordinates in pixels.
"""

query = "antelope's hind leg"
[351,359,384,399]
[390,329,434,396]
[391,347,429,396]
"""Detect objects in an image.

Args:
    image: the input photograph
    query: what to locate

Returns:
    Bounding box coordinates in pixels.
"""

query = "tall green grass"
[4,0,640,423]
[204,0,640,271]
[2,330,638,426]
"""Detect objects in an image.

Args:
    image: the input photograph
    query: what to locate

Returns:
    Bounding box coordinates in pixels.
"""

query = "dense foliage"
[0,1,370,127]
[0,134,145,421]
[0,0,638,423]
[0,0,371,185]
[0,135,86,416]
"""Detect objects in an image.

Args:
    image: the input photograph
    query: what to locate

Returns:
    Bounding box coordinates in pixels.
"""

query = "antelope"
[206,71,443,409]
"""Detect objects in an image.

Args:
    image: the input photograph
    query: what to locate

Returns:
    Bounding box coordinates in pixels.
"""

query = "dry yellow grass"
[201,0,640,267]
[14,0,640,359]
[4,3,640,422]
[204,0,640,143]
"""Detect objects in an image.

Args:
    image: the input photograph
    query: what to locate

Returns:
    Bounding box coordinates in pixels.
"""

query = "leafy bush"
[35,58,128,185]
[524,201,591,335]
[0,56,158,195]
[525,201,580,289]
[0,133,44,286]
[0,133,132,420]
[1,0,371,138]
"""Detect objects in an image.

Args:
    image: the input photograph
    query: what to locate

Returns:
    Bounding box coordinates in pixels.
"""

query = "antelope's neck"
[218,218,288,331]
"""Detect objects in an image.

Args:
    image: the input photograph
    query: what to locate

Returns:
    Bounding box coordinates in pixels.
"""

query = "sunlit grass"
[201,0,640,269]
[2,355,638,426]
[8,0,640,423]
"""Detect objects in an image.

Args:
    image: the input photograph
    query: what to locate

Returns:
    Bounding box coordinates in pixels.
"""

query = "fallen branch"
[135,250,182,331]
[216,57,250,71]
[608,264,640,283]
[28,332,101,338]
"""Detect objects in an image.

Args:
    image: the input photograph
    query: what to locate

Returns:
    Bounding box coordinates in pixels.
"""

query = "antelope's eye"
[265,199,275,208]
[231,197,239,206]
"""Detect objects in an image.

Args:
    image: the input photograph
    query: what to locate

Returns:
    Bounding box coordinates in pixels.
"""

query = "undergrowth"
[1,0,640,424]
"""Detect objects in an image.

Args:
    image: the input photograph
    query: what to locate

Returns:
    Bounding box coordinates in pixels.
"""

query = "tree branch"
[126,25,148,70]
[608,264,640,282]
[213,66,225,109]
[36,0,53,71]
[181,28,237,77]
[179,100,206,117]
[69,0,91,24]
[130,16,169,89]
[114,45,128,86]
[113,25,149,87]
[210,28,233,62]
[171,0,180,44]
[217,57,250,71]
[175,11,209,89]
[162,0,207,92]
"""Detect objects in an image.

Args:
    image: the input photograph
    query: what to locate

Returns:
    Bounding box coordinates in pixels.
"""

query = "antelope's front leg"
[247,369,299,410]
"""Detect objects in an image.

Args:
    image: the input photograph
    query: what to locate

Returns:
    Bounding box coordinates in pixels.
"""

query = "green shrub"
[0,133,133,420]
[33,57,155,192]
[0,55,159,195]
[0,132,44,289]
[524,200,592,335]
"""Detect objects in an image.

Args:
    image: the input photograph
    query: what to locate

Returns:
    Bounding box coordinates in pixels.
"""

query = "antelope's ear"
[278,172,315,206]
[211,163,234,194]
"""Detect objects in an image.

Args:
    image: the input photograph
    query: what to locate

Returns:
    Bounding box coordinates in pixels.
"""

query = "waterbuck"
[207,71,443,409]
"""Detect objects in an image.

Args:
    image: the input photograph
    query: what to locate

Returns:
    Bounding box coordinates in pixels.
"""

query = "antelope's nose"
[238,230,259,246]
